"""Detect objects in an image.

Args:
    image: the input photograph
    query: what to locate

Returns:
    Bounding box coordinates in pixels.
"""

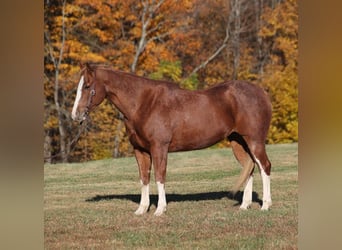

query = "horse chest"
[124,120,150,149]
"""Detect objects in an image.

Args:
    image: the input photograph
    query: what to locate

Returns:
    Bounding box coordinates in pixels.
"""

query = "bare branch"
[131,0,166,72]
[186,23,230,79]
[152,0,166,13]
[147,30,172,44]
[146,20,165,36]
[50,0,69,162]
[57,0,67,68]
[44,31,57,69]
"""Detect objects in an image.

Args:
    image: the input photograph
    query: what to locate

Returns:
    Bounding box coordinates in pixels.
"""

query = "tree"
[258,0,298,143]
[44,0,298,163]
[44,0,70,162]
[44,0,108,162]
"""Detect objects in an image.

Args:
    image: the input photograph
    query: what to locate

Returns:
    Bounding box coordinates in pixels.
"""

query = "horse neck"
[104,70,147,119]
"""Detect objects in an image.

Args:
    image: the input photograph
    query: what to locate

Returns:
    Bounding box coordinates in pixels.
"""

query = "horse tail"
[231,158,254,195]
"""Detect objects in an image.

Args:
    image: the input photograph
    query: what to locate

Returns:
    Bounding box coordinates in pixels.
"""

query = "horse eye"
[84,85,90,89]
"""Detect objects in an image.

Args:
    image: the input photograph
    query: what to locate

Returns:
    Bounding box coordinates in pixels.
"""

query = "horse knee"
[250,146,271,175]
[139,168,151,185]
[263,160,271,175]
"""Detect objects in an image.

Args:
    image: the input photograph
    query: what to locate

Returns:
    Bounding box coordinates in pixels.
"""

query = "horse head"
[71,63,106,122]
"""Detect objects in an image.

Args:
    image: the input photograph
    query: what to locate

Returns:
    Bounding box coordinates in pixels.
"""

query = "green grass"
[44,143,298,249]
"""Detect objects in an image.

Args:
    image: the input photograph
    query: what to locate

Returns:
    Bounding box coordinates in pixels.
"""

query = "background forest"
[44,0,298,163]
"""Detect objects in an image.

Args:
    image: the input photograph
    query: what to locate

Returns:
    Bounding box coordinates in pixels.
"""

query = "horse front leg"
[151,143,168,216]
[134,149,152,215]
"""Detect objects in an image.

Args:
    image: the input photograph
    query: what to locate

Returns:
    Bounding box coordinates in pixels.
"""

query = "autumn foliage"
[44,0,298,163]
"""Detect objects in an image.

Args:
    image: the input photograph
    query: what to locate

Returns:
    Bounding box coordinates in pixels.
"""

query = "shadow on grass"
[85,191,262,207]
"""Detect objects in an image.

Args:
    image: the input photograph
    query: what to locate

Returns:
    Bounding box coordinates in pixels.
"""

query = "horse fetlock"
[154,205,167,216]
[261,200,272,211]
[134,205,149,215]
[239,200,252,210]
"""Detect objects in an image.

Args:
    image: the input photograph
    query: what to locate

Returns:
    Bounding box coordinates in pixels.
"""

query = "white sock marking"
[240,175,253,209]
[135,181,150,215]
[154,181,167,216]
[71,76,84,120]
[254,156,272,210]
[140,183,150,207]
[260,167,272,210]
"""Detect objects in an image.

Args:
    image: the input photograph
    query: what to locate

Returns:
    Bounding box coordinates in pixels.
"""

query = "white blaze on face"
[71,76,84,120]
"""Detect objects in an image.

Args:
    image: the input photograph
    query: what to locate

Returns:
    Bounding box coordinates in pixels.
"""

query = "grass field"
[44,143,298,249]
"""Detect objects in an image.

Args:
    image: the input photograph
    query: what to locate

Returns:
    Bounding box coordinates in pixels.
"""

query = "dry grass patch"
[45,143,297,249]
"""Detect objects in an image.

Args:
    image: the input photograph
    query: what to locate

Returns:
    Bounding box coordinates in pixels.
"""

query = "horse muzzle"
[71,111,87,123]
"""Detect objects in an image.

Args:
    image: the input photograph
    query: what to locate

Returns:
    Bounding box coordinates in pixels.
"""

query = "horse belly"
[168,116,230,152]
[168,137,222,152]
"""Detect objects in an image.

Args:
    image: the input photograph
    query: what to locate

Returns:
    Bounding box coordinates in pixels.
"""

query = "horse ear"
[79,62,85,69]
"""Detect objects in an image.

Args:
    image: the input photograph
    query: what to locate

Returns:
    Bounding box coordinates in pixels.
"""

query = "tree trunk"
[54,70,69,162]
[255,0,265,76]
[45,0,69,163]
[231,0,241,80]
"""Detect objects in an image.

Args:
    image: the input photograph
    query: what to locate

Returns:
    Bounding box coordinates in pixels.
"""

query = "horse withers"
[71,63,272,216]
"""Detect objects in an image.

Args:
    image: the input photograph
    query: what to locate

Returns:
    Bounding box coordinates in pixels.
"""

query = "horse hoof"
[261,206,270,211]
[239,201,251,210]
[134,205,148,215]
[239,206,249,210]
[154,206,166,216]
[261,201,272,211]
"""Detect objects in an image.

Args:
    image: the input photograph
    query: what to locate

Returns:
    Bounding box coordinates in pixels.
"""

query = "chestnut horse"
[72,63,272,216]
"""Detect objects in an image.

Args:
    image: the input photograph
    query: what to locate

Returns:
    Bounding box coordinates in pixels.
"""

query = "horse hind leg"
[249,142,272,210]
[230,137,255,210]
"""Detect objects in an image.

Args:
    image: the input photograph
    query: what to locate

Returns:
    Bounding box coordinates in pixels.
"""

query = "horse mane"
[89,63,182,90]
